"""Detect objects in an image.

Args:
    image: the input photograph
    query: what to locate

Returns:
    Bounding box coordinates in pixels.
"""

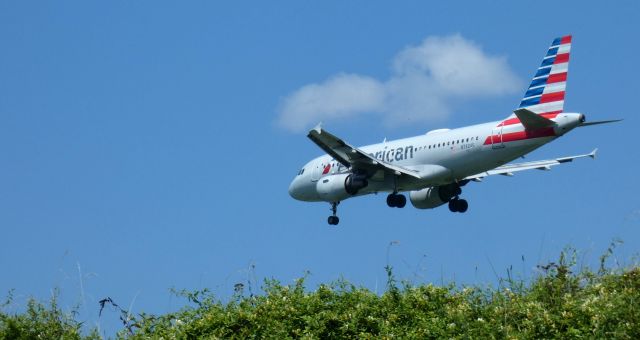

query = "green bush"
[2,248,639,339]
[127,261,640,339]
[0,290,100,340]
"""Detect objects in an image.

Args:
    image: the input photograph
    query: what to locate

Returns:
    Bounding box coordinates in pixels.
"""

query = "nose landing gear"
[327,202,340,225]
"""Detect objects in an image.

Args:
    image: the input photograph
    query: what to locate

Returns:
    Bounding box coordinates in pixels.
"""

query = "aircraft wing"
[465,149,598,181]
[307,124,421,179]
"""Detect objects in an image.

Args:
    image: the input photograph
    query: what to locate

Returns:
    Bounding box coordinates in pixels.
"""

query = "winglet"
[313,122,323,134]
[589,148,598,159]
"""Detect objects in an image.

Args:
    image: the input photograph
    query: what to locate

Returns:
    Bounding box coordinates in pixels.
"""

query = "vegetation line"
[1,247,639,339]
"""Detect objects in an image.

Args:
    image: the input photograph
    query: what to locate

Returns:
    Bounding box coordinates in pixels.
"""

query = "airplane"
[288,35,620,225]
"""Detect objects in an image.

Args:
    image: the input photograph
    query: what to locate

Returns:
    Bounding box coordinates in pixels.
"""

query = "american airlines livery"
[288,35,620,225]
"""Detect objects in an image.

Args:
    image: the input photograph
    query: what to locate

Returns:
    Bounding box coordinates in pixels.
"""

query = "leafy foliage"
[1,248,639,339]
[0,289,100,340]
[126,258,639,339]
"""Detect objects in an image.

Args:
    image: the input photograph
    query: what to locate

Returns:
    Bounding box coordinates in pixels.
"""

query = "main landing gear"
[327,202,340,225]
[448,197,468,213]
[386,193,406,208]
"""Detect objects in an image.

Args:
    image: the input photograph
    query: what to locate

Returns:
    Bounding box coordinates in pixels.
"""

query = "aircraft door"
[491,126,505,149]
[311,162,321,181]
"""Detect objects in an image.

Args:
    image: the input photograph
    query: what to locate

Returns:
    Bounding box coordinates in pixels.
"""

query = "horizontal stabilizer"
[513,108,556,130]
[580,119,623,127]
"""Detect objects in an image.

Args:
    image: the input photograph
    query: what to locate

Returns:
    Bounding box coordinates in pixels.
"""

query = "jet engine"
[316,173,368,202]
[409,183,461,209]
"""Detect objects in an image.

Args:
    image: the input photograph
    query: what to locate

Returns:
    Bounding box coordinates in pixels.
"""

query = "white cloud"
[276,74,385,133]
[276,34,521,132]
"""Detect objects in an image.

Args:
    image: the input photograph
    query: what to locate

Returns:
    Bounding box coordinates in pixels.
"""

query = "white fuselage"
[289,113,584,202]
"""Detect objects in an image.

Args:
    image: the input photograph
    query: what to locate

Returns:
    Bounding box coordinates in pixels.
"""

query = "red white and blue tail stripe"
[518,35,572,116]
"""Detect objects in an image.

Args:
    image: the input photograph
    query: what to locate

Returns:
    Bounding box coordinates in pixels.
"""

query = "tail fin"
[518,35,572,116]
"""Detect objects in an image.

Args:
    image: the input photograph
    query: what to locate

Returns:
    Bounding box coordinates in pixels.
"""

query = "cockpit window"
[297,168,305,175]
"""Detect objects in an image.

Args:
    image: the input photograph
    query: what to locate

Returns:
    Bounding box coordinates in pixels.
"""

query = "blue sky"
[1,1,639,336]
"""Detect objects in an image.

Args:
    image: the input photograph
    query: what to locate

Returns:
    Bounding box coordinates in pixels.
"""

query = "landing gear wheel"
[387,194,397,207]
[387,193,406,208]
[448,198,469,213]
[448,199,459,212]
[457,199,468,213]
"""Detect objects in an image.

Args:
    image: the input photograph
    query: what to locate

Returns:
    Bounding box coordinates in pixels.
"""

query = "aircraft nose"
[288,177,301,200]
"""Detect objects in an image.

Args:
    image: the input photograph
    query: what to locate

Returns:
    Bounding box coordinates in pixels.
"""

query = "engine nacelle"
[344,173,368,195]
[409,187,446,209]
[409,183,461,209]
[316,173,368,202]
